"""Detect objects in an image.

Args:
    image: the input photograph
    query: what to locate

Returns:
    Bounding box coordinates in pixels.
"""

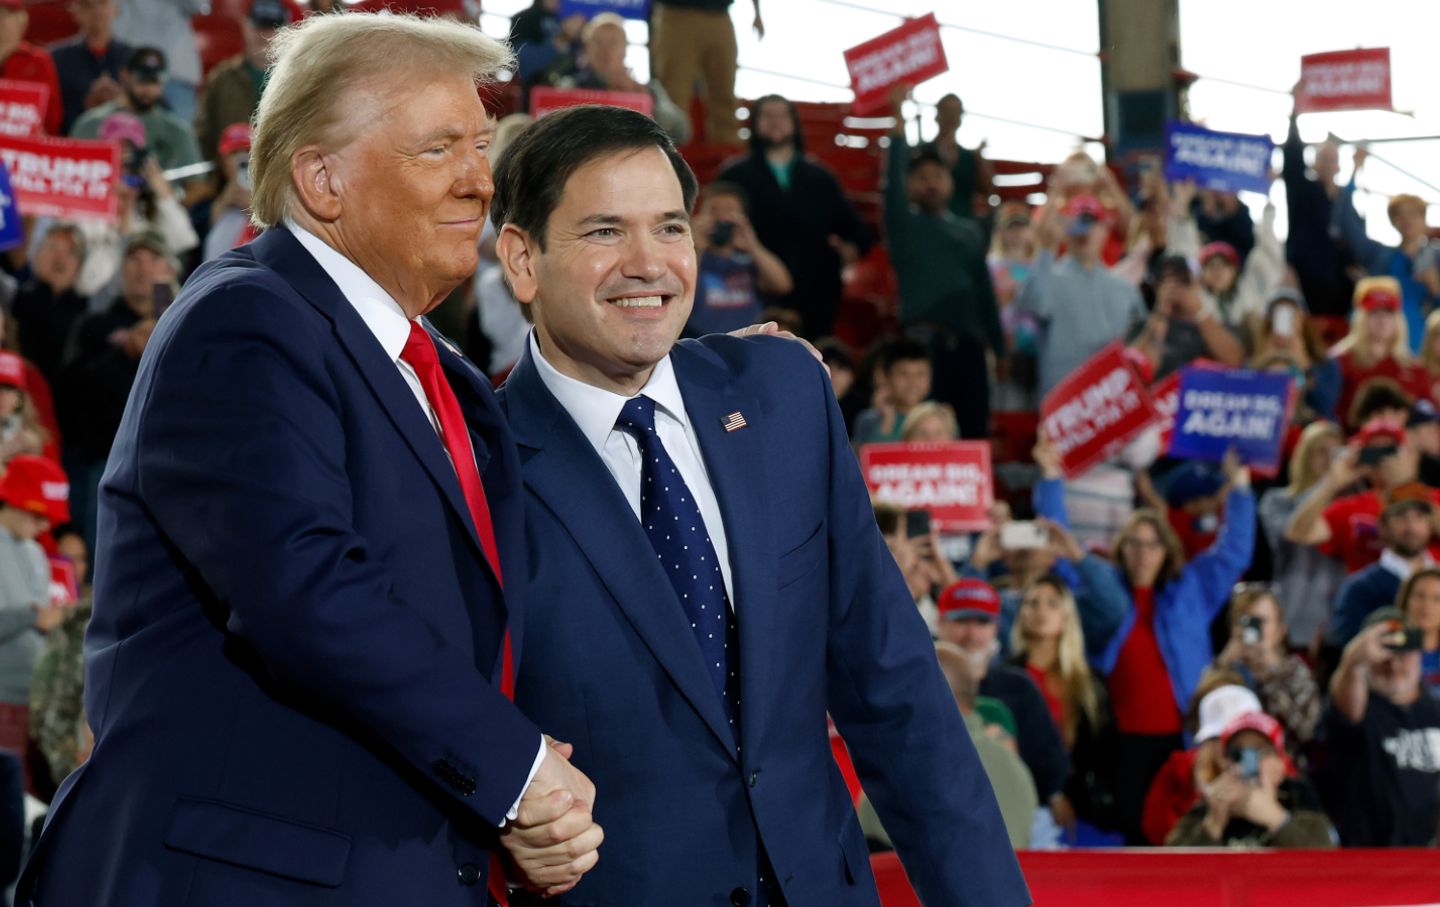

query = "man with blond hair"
[19,13,600,905]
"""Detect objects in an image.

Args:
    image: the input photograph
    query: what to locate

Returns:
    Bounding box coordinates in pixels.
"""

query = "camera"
[708,221,735,248]
[122,146,151,192]
[1239,614,1263,646]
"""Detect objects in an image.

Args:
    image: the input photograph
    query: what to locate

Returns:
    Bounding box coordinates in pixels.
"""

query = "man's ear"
[496,223,540,306]
[291,147,342,223]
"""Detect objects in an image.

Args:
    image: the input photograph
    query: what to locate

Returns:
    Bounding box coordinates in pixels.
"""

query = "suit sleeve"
[133,284,543,826]
[814,353,1030,906]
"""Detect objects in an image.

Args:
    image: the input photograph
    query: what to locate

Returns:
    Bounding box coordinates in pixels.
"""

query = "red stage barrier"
[873,849,1440,906]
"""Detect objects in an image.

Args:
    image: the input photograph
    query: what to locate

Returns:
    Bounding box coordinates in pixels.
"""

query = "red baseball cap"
[936,578,1001,622]
[1354,417,1406,448]
[1358,278,1402,312]
[0,456,70,524]
[1200,241,1239,268]
[0,351,24,391]
[218,122,252,157]
[1220,710,1285,753]
[1062,193,1107,220]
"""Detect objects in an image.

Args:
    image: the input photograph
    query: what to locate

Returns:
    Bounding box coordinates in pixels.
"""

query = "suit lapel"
[671,343,777,756]
[504,345,739,759]
[248,229,494,591]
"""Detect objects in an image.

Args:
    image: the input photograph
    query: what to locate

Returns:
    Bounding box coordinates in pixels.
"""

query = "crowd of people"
[0,0,1433,892]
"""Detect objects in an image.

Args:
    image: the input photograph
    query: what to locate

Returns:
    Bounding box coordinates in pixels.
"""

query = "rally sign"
[1297,48,1392,114]
[529,86,654,118]
[48,557,78,608]
[843,13,949,116]
[0,80,48,139]
[1164,121,1273,195]
[0,134,119,222]
[860,440,993,533]
[1168,366,1295,475]
[1040,342,1161,478]
[1152,370,1182,454]
[558,0,648,19]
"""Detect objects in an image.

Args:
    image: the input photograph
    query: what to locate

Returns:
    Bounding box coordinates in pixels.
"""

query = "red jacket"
[2,43,63,136]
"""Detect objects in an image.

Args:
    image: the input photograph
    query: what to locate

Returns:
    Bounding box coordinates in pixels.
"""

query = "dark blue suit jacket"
[498,336,1028,907]
[20,227,541,905]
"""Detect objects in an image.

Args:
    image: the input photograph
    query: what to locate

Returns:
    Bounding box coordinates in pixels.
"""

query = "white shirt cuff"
[502,736,549,827]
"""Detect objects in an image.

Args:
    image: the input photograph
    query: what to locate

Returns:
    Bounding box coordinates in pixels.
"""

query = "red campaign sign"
[859,440,992,533]
[0,134,120,222]
[529,87,654,118]
[0,80,48,139]
[843,13,949,116]
[47,557,78,607]
[1297,48,1392,113]
[1040,342,1161,478]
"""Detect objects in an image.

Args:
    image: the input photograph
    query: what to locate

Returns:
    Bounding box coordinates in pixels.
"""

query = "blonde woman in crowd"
[1329,276,1431,429]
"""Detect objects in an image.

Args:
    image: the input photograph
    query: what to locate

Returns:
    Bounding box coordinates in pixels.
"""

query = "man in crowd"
[1285,419,1440,573]
[1129,255,1244,379]
[24,17,603,904]
[11,222,90,390]
[685,180,792,336]
[196,0,292,162]
[852,336,931,445]
[110,0,205,122]
[49,0,131,134]
[493,103,1027,906]
[933,578,1072,821]
[716,94,871,338]
[649,0,763,145]
[561,13,690,144]
[918,93,991,222]
[0,0,62,135]
[1016,192,1146,399]
[71,47,202,175]
[885,90,1001,440]
[1284,85,1353,318]
[1327,486,1437,650]
[1324,608,1440,845]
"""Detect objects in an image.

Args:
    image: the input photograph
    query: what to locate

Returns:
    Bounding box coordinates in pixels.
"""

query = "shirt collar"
[527,331,687,458]
[288,222,412,362]
[1379,547,1433,580]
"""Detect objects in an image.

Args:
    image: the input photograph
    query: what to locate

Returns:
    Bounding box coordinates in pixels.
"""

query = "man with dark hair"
[852,336,931,445]
[493,103,1028,907]
[917,93,991,221]
[885,91,1001,440]
[71,46,201,173]
[685,180,792,336]
[715,94,872,338]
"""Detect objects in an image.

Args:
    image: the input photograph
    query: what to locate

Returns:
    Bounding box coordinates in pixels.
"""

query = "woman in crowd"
[1009,573,1120,832]
[1250,289,1342,421]
[0,351,54,467]
[1213,584,1322,756]
[1329,276,1431,430]
[1037,440,1255,842]
[899,401,959,443]
[1256,420,1346,651]
[1396,566,1440,698]
[1166,711,1334,848]
[1194,197,1285,332]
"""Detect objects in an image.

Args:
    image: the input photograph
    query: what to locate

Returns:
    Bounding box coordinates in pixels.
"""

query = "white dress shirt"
[289,224,544,825]
[527,332,736,604]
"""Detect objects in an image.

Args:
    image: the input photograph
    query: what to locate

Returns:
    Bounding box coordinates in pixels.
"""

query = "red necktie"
[399,321,515,904]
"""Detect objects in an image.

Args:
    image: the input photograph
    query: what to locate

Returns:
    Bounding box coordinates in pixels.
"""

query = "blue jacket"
[1327,562,1402,649]
[1034,477,1255,717]
[498,336,1029,907]
[21,227,541,906]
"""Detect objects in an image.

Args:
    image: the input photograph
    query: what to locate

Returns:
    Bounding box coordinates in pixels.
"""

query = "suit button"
[730,887,751,906]
[457,862,481,886]
[748,770,759,788]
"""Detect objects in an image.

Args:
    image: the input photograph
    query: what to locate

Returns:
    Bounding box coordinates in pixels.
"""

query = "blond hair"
[1010,574,1101,743]
[1287,420,1342,496]
[1422,309,1440,377]
[900,401,958,442]
[1388,193,1426,225]
[250,13,514,228]
[1331,276,1411,367]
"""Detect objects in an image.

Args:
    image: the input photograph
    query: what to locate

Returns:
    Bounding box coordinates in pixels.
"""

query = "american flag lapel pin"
[722,411,748,432]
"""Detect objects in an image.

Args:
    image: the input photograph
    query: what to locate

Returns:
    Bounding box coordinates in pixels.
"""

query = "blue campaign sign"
[1164,121,1274,195]
[0,162,22,251]
[1169,366,1293,474]
[557,0,649,19]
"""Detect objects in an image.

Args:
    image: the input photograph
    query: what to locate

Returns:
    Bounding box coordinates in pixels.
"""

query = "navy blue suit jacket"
[20,227,541,906]
[498,336,1028,907]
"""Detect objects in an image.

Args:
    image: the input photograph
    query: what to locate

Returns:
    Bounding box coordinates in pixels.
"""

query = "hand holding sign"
[843,14,948,116]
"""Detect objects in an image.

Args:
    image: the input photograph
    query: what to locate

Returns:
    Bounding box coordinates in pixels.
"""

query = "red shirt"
[1333,351,1433,431]
[1024,662,1065,733]
[1107,588,1183,735]
[2,43,62,136]
[1321,488,1440,573]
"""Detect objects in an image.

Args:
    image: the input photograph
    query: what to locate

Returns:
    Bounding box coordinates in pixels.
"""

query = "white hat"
[1195,685,1262,743]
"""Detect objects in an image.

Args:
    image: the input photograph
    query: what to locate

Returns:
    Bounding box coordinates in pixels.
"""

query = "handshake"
[499,736,604,897]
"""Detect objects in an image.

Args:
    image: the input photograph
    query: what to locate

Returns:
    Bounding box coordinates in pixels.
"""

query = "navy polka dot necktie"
[616,395,741,743]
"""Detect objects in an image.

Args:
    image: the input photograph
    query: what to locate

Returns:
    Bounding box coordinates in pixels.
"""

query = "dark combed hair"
[747,94,805,155]
[879,336,930,371]
[490,104,698,249]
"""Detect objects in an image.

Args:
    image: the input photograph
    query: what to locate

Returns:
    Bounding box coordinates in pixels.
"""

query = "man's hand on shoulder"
[500,739,604,896]
[728,321,827,374]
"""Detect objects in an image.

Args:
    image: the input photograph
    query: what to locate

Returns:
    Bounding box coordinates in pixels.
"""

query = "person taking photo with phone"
[1321,607,1440,845]
[684,181,792,337]
[1166,710,1334,848]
